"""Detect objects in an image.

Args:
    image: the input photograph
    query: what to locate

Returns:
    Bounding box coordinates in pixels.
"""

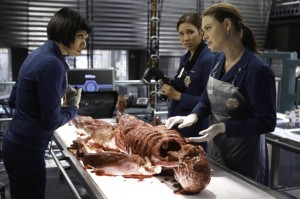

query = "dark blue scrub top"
[6,40,78,150]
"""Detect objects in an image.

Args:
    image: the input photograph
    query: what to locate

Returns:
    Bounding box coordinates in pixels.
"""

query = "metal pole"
[149,0,159,109]
[48,145,82,199]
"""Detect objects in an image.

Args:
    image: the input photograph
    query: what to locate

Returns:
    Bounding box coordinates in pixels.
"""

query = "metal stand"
[48,144,82,199]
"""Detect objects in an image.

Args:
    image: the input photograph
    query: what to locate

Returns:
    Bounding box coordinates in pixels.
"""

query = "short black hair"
[47,7,92,48]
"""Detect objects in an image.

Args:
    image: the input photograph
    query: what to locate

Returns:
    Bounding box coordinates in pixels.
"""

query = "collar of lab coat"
[214,47,254,81]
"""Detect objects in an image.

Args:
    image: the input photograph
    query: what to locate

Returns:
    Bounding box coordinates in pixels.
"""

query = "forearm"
[225,113,276,137]
[191,91,211,119]
[178,93,201,110]
[167,89,182,101]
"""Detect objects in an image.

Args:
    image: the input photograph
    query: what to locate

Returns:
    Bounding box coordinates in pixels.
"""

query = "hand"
[187,123,226,142]
[66,85,82,108]
[165,113,198,129]
[160,84,181,101]
[66,85,78,95]
[160,84,171,95]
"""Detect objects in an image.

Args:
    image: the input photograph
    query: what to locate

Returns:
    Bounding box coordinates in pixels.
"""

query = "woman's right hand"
[66,85,82,108]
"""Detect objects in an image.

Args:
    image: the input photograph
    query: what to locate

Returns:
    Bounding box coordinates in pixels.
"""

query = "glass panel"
[93,50,128,81]
[0,48,13,97]
[66,50,128,81]
[0,48,11,81]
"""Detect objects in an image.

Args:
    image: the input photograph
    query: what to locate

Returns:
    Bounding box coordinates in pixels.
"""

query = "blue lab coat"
[192,48,277,185]
[5,40,78,150]
[168,42,215,140]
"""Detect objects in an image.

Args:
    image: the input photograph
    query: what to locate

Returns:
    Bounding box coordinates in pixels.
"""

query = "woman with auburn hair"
[165,2,276,186]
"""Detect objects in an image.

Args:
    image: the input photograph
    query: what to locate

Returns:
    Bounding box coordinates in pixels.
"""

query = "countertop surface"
[273,113,300,143]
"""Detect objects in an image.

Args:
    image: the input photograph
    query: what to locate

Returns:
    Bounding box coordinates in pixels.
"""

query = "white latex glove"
[66,85,77,96]
[187,123,226,142]
[66,86,82,108]
[165,113,198,129]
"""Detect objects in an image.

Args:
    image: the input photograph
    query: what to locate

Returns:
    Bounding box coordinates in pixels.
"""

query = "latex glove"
[165,113,198,129]
[187,123,226,142]
[66,84,80,95]
[66,86,82,108]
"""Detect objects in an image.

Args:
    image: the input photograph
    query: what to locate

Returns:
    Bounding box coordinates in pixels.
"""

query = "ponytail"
[203,3,259,54]
[241,24,257,53]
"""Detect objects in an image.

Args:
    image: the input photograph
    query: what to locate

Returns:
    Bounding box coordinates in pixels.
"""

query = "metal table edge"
[207,158,289,199]
[53,131,107,199]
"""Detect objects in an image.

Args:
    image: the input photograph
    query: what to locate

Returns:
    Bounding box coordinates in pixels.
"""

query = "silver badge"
[184,76,191,87]
[225,97,239,110]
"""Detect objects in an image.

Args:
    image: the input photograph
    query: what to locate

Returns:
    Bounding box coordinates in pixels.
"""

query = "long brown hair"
[176,12,202,31]
[202,2,257,53]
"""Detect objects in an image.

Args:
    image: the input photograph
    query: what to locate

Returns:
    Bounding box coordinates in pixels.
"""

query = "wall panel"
[203,0,271,50]
[0,1,270,53]
[0,0,28,48]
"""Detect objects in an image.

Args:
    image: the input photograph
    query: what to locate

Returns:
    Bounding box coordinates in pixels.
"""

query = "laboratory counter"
[266,113,300,191]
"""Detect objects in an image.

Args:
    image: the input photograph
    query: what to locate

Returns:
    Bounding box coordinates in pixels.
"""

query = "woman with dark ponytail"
[160,12,215,152]
[165,2,276,186]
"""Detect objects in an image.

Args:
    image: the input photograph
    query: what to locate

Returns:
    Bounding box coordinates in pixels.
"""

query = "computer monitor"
[78,91,118,118]
[67,68,115,92]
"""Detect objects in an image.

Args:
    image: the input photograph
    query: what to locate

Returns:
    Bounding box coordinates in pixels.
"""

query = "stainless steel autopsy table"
[52,120,287,199]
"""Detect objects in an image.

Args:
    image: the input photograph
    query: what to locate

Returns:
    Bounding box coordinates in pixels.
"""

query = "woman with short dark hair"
[2,7,91,199]
[47,7,92,48]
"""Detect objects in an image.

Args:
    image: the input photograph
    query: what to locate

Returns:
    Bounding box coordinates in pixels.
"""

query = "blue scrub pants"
[2,138,46,199]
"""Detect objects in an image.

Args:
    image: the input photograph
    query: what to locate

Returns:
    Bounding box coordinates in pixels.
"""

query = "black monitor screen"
[67,69,114,92]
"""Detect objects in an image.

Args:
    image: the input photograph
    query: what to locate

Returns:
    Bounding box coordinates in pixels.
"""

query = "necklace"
[224,48,244,72]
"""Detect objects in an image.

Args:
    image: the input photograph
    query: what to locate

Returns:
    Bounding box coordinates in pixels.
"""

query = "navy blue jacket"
[192,48,277,136]
[168,43,215,137]
[6,40,78,150]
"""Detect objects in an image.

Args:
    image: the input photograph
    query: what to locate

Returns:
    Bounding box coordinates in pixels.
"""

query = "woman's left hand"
[187,123,226,142]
